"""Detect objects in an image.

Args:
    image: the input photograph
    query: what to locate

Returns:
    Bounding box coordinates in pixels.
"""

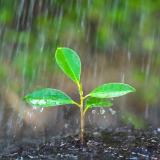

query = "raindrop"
[157,128,160,132]
[109,108,116,115]
[145,62,150,80]
[120,72,125,83]
[145,104,149,119]
[40,108,44,112]
[17,118,23,128]
[28,112,32,119]
[88,115,92,124]
[100,108,105,115]
[64,123,69,128]
[127,51,131,61]
[145,55,152,81]
[76,119,79,124]
[92,110,96,114]
[16,0,25,30]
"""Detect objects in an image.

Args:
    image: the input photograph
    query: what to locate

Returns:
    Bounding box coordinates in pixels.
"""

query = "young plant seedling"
[24,47,136,144]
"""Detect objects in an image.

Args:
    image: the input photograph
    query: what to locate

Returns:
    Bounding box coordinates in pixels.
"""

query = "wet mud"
[1,126,160,160]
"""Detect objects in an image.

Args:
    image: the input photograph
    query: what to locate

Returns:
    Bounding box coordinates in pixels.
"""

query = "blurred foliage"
[0,60,8,81]
[134,68,160,105]
[1,0,160,53]
[121,111,147,129]
[0,0,160,125]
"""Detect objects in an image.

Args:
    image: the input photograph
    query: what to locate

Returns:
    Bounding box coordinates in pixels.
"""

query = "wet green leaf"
[86,97,112,108]
[55,47,81,84]
[24,88,74,107]
[88,83,136,98]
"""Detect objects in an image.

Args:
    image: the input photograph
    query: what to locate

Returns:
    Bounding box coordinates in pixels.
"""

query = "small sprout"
[24,47,136,144]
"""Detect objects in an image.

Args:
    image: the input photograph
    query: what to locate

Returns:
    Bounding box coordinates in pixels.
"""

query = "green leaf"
[55,47,81,83]
[86,97,112,108]
[24,88,74,107]
[88,83,136,98]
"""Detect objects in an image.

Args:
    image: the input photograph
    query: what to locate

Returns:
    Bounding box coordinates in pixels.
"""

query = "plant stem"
[78,82,84,144]
[83,106,89,116]
[73,101,81,107]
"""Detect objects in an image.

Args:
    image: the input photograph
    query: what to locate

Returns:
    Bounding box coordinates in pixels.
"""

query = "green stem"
[77,82,84,144]
[83,105,90,116]
[83,94,89,99]
[73,101,81,107]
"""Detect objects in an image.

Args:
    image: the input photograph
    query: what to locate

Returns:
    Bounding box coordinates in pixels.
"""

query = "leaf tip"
[121,83,136,93]
[129,85,136,92]
[56,47,62,51]
[55,47,61,55]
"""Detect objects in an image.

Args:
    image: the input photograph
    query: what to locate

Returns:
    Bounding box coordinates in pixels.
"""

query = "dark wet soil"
[1,126,160,160]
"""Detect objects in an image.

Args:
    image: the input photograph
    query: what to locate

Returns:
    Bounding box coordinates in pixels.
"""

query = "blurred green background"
[0,0,160,138]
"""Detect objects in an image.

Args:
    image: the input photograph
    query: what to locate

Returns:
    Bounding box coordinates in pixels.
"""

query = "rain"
[0,0,160,159]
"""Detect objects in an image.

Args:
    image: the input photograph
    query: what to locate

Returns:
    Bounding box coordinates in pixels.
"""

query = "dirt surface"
[0,126,160,160]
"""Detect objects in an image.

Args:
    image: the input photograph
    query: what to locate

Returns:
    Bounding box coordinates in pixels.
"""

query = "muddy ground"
[1,126,160,160]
